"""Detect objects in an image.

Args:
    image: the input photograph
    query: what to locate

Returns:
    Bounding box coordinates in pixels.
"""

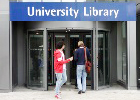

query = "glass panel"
[117,22,127,84]
[113,0,126,2]
[48,34,53,85]
[54,35,66,84]
[105,33,109,85]
[97,0,113,2]
[70,35,80,85]
[28,31,44,87]
[55,35,65,44]
[62,0,75,2]
[77,0,86,2]
[22,0,41,2]
[83,34,91,86]
[86,0,96,2]
[43,0,61,2]
[98,33,104,86]
[98,31,109,86]
[122,22,127,83]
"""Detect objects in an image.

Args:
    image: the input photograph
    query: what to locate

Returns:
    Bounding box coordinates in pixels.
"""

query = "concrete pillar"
[0,0,12,92]
[127,21,137,90]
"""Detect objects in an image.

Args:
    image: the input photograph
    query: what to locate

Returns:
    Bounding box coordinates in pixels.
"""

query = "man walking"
[74,41,90,94]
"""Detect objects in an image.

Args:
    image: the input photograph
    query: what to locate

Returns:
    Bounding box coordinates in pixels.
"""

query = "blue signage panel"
[10,2,136,21]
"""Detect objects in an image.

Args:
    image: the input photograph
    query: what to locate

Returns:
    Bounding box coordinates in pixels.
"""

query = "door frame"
[26,27,111,91]
[27,28,48,91]
[46,28,95,90]
[94,28,111,90]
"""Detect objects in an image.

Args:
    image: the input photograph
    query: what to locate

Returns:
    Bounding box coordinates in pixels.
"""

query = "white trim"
[0,11,9,14]
[127,21,130,89]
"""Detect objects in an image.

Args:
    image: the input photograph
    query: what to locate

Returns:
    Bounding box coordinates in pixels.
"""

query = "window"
[62,0,75,2]
[77,0,86,2]
[43,0,61,2]
[22,0,41,2]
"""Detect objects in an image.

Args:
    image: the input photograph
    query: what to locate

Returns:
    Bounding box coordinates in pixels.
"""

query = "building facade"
[0,0,138,92]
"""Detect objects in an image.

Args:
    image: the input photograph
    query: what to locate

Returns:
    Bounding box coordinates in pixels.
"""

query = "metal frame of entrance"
[26,27,111,91]
[47,28,95,90]
[27,28,47,91]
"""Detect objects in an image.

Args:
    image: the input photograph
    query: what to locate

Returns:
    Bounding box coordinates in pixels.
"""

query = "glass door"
[94,30,110,90]
[27,29,47,90]
[70,35,80,85]
[83,34,92,86]
[47,33,66,86]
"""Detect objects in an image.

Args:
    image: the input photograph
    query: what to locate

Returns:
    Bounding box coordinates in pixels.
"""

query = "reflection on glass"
[77,0,86,2]
[48,34,52,85]
[28,31,44,87]
[117,22,127,84]
[97,0,112,2]
[22,0,41,2]
[43,0,61,2]
[62,0,75,2]
[98,31,109,86]
[122,22,127,83]
[113,0,126,2]
[83,35,91,86]
[70,35,80,85]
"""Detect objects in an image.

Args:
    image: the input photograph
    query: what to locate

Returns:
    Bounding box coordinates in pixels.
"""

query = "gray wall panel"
[26,21,96,29]
[0,14,10,90]
[12,22,18,87]
[127,21,137,89]
[0,0,9,11]
[117,22,123,81]
[17,22,25,86]
[110,22,117,84]
[136,19,140,87]
[98,21,111,30]
[26,21,111,30]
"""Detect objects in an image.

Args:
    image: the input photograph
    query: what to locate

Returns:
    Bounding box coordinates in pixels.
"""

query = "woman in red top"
[54,41,73,99]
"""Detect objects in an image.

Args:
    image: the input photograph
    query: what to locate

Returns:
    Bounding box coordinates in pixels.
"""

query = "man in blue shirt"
[74,41,90,94]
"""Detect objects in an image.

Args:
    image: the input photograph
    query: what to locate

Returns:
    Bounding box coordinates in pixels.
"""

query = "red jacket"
[54,49,70,73]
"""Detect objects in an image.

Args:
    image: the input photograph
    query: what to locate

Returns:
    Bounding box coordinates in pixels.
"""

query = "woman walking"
[54,41,73,99]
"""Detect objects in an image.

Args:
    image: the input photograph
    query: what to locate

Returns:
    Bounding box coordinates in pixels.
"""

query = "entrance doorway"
[47,30,92,86]
[26,29,111,90]
[47,29,110,90]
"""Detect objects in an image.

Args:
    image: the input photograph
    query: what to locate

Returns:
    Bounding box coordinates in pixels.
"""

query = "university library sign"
[10,2,136,21]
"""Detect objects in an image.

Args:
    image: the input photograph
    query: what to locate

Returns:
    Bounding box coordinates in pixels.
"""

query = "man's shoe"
[82,91,85,93]
[75,86,78,89]
[78,90,82,94]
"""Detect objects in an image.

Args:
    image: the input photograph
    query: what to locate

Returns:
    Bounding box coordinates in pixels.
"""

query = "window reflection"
[97,0,113,2]
[77,0,86,2]
[43,0,61,2]
[62,0,75,2]
[22,0,41,2]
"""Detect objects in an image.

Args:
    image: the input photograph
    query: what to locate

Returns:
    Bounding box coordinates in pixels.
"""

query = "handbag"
[84,47,91,73]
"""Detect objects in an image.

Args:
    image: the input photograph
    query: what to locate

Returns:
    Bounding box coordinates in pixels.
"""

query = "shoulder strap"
[84,47,87,62]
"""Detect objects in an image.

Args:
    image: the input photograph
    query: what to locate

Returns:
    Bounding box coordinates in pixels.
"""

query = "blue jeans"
[60,69,67,88]
[55,73,62,95]
[77,65,87,92]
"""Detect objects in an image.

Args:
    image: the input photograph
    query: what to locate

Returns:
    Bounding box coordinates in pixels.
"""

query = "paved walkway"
[0,85,140,100]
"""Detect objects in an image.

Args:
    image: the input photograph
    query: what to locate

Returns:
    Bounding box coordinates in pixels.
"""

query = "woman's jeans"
[55,73,62,95]
[60,69,67,87]
[77,65,87,92]
[55,69,67,95]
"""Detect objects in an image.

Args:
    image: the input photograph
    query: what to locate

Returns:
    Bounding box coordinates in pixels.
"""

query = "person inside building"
[54,41,73,99]
[74,41,90,94]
